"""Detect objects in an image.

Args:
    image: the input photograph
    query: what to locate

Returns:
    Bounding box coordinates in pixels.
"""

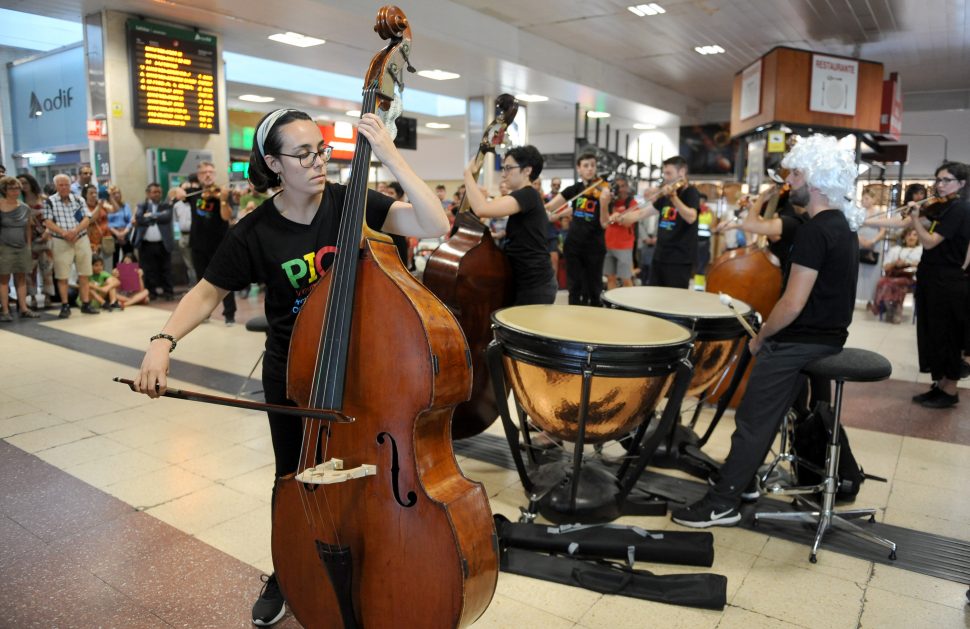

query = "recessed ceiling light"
[694,45,725,55]
[586,111,611,119]
[268,32,326,48]
[633,123,657,130]
[416,69,460,81]
[515,93,549,103]
[238,94,275,103]
[628,3,665,16]
[314,114,331,121]
[425,122,451,129]
[345,110,361,117]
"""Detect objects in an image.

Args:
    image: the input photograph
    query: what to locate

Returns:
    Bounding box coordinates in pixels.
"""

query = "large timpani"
[603,287,754,397]
[490,305,693,444]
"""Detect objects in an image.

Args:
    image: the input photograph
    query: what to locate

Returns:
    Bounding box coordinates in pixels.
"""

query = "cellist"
[131,108,449,626]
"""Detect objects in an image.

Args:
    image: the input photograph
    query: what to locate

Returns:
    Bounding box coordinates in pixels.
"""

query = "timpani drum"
[491,305,693,444]
[603,287,754,397]
[488,305,694,522]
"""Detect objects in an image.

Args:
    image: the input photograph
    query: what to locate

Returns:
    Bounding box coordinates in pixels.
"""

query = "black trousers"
[564,246,605,306]
[915,265,968,381]
[515,276,558,306]
[649,261,692,289]
[710,341,840,508]
[138,241,173,297]
[192,247,236,318]
[263,372,302,478]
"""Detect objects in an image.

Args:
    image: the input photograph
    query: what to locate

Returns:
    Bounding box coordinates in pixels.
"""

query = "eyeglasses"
[500,164,522,173]
[278,146,334,168]
[935,177,957,184]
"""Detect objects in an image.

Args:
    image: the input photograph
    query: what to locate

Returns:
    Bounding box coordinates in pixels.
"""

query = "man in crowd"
[43,174,98,317]
[71,164,94,196]
[187,161,236,324]
[132,183,175,300]
[604,177,638,289]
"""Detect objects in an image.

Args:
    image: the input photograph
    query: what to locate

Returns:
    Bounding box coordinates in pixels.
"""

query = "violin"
[898,192,957,221]
[548,177,609,216]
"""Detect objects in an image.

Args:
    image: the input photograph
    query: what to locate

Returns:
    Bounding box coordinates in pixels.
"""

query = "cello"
[422,95,518,439]
[274,8,498,627]
[704,184,786,406]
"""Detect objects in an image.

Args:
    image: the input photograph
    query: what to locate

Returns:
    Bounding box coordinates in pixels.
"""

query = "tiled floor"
[1,292,968,628]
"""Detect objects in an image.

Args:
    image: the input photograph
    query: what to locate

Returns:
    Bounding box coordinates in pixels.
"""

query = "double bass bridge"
[295,458,376,485]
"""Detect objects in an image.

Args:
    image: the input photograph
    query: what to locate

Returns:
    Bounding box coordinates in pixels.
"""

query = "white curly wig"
[781,134,864,231]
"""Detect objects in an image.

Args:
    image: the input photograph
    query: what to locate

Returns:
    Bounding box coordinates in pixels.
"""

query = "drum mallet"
[719,293,758,339]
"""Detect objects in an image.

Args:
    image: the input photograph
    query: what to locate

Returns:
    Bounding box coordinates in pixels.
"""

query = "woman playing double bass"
[462,145,558,305]
[132,108,449,625]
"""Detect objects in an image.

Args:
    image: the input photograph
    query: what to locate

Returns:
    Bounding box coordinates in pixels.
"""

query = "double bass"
[422,96,518,439]
[275,8,498,627]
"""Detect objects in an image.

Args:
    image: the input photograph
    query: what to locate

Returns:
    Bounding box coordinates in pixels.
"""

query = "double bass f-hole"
[377,432,418,508]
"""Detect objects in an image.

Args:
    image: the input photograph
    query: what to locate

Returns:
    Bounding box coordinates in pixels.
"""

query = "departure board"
[127,19,220,133]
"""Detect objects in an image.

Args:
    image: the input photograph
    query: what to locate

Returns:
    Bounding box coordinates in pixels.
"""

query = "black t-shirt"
[204,184,394,370]
[560,181,606,252]
[506,186,555,290]
[655,185,701,265]
[768,202,808,283]
[191,193,229,251]
[773,209,858,346]
[918,198,970,268]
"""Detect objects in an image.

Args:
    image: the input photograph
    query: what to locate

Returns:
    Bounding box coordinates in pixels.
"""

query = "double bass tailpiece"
[295,458,378,485]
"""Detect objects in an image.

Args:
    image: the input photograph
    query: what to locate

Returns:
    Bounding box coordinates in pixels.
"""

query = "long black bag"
[792,401,866,501]
[500,547,727,610]
[495,516,715,567]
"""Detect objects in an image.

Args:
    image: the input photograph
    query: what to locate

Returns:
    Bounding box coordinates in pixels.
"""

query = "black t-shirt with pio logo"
[190,192,230,251]
[654,184,701,265]
[204,184,394,371]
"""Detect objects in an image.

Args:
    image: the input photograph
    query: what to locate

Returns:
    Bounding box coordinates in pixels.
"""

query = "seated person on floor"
[671,134,862,528]
[112,254,150,307]
[88,256,121,310]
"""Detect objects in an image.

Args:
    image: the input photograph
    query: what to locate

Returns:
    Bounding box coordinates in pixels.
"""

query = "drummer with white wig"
[672,134,862,528]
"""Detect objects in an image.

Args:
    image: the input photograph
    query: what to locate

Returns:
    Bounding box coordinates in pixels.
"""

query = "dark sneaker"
[707,472,759,502]
[671,495,741,528]
[80,302,100,315]
[921,391,958,409]
[252,573,285,626]
[58,303,71,319]
[912,385,941,403]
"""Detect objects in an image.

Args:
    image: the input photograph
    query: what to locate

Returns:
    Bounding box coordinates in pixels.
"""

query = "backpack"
[790,401,868,502]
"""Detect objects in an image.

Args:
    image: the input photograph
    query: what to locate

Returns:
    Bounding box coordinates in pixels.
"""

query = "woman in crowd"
[18,173,53,308]
[869,227,922,323]
[81,183,112,269]
[0,176,40,320]
[106,184,134,268]
[857,185,887,303]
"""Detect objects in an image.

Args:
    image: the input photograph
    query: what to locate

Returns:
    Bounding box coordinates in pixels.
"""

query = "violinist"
[463,145,558,305]
[613,155,700,288]
[544,151,612,306]
[131,108,449,626]
[909,162,970,409]
[603,177,638,289]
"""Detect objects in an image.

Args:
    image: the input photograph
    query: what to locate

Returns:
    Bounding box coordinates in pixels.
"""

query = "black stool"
[237,315,269,399]
[754,348,897,563]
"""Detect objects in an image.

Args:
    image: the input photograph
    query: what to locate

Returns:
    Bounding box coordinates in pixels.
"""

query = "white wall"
[391,135,465,182]
[893,109,970,178]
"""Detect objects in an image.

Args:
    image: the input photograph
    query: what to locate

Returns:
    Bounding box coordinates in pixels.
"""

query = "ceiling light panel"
[268,32,325,48]
[417,69,460,81]
[694,45,726,55]
[586,111,611,118]
[425,122,451,129]
[515,93,549,103]
[627,4,665,17]
[238,94,275,103]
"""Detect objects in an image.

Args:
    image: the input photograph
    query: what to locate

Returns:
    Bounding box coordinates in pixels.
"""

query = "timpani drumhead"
[491,305,693,443]
[603,287,752,341]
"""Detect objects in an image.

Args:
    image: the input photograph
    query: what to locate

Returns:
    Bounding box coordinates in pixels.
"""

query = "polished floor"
[1,292,968,628]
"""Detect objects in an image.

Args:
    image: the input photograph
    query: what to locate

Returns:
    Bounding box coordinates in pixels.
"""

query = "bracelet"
[150,333,177,352]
